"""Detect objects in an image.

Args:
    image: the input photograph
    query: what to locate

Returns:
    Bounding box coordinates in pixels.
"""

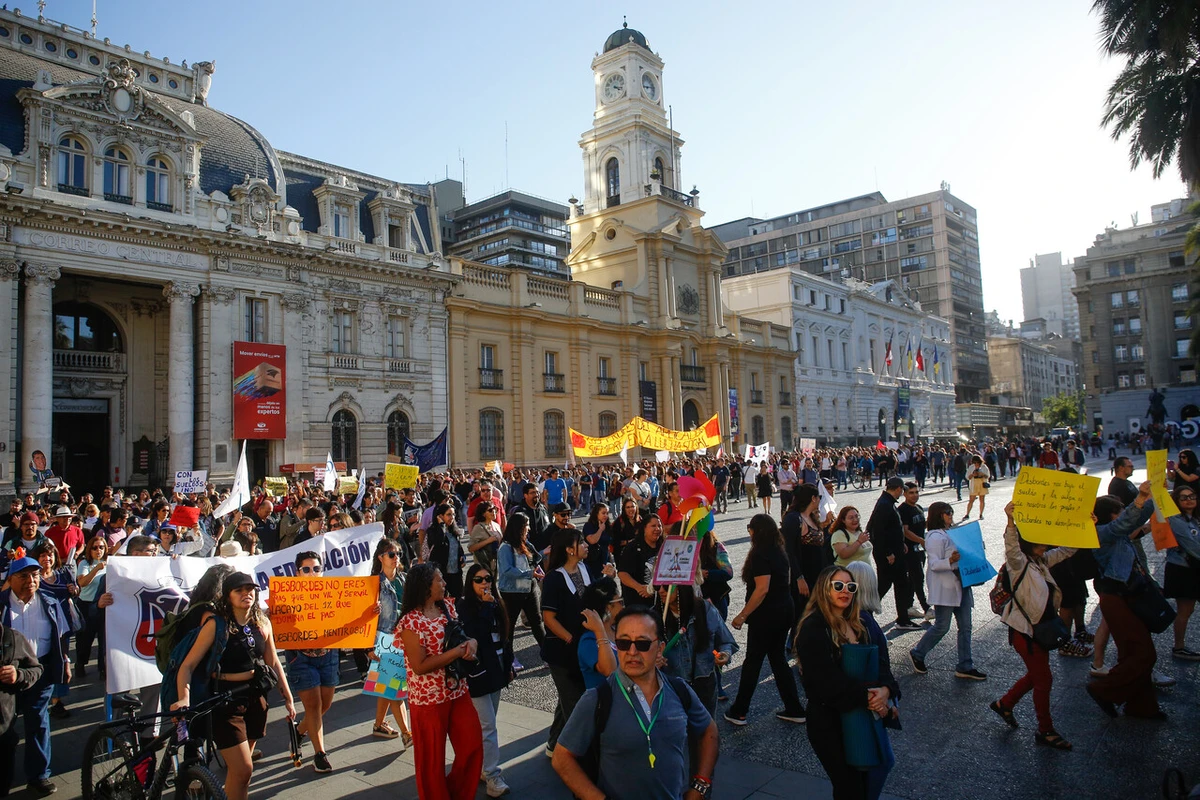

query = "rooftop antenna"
[459,149,467,199]
[91,0,97,37]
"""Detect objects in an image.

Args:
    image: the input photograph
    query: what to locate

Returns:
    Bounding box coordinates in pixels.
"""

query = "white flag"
[745,442,770,464]
[619,440,629,467]
[353,469,369,510]
[323,452,338,492]
[695,447,707,456]
[212,442,250,518]
[655,450,671,463]
[818,478,838,519]
[716,445,725,460]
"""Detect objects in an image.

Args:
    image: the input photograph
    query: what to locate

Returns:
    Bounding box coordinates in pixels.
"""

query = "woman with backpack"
[169,572,295,800]
[990,501,1077,749]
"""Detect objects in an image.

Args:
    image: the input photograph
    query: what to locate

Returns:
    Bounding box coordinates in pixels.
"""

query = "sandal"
[989,700,1018,729]
[1058,641,1092,658]
[373,723,399,739]
[1035,730,1073,751]
[401,730,414,749]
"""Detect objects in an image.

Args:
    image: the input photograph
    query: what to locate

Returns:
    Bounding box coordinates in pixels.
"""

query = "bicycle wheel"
[82,726,148,800]
[175,765,227,800]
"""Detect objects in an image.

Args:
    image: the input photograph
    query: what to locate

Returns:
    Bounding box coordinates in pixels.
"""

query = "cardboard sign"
[1146,450,1181,517]
[1012,467,1101,548]
[1150,507,1179,551]
[264,477,289,497]
[174,470,207,495]
[945,522,998,588]
[385,463,419,490]
[268,575,379,649]
[362,630,408,700]
[651,536,700,586]
[167,505,201,529]
[337,477,359,496]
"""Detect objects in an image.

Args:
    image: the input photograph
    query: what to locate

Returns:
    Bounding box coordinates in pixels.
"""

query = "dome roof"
[603,23,649,53]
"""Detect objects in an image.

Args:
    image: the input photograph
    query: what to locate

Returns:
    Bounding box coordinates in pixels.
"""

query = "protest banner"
[385,463,419,490]
[945,522,998,588]
[173,470,207,495]
[362,630,408,701]
[104,522,383,694]
[232,342,286,439]
[1012,467,1101,548]
[1146,450,1181,517]
[651,537,700,585]
[268,576,378,649]
[568,415,722,458]
[264,476,289,497]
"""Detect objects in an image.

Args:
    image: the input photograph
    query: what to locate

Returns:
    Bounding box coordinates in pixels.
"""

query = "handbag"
[1011,568,1071,650]
[441,608,473,683]
[250,657,280,695]
[1123,562,1177,634]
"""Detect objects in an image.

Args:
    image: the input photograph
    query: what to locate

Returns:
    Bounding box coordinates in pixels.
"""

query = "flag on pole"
[323,452,337,492]
[916,346,925,373]
[715,445,725,459]
[212,442,250,518]
[905,337,913,372]
[933,344,940,377]
[884,337,893,368]
[817,478,837,518]
[619,440,629,467]
[352,470,369,510]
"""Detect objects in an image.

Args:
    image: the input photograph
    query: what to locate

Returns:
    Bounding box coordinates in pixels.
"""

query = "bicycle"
[81,690,236,800]
[850,469,872,491]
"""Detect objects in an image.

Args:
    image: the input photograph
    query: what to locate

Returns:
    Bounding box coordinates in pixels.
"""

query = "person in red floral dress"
[396,563,484,799]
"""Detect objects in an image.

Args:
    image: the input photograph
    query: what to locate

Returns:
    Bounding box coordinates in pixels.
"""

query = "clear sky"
[44,0,1185,323]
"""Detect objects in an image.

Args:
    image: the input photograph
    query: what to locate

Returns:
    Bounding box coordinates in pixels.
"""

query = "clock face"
[602,72,625,102]
[642,73,658,101]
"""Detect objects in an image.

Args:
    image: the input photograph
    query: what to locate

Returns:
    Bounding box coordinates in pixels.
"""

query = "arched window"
[103,146,131,200]
[605,158,620,207]
[751,415,765,444]
[683,400,701,430]
[480,409,504,460]
[386,410,410,457]
[53,302,123,352]
[57,135,88,194]
[145,155,171,209]
[598,412,618,437]
[653,156,667,187]
[781,416,793,449]
[544,410,566,459]
[331,409,358,471]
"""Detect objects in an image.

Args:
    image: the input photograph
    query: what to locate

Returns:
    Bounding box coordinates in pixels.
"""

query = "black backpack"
[578,675,695,788]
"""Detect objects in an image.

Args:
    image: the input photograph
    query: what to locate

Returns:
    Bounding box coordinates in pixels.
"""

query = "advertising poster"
[729,388,739,436]
[640,380,658,424]
[233,341,286,439]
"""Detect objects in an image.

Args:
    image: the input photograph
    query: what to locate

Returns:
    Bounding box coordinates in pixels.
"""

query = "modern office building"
[1020,252,1080,340]
[713,186,989,402]
[436,182,571,278]
[1073,200,1200,431]
[987,335,1077,411]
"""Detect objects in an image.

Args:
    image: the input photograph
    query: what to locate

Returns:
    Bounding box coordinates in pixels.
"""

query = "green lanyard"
[614,674,665,769]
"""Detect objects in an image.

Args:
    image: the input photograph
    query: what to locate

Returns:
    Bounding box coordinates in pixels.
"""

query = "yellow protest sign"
[569,415,722,458]
[1146,450,1181,517]
[337,476,359,496]
[268,576,379,649]
[263,477,288,497]
[385,463,419,489]
[1011,466,1101,548]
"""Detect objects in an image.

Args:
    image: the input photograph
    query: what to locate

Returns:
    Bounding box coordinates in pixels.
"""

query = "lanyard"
[614,674,665,768]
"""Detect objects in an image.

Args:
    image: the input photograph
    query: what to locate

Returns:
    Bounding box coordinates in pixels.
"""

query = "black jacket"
[426,522,466,575]
[513,502,552,554]
[0,626,42,736]
[458,600,513,697]
[866,491,905,561]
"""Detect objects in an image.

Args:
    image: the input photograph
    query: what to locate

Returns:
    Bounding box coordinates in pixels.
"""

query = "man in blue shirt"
[542,468,568,507]
[553,607,718,800]
[711,460,730,514]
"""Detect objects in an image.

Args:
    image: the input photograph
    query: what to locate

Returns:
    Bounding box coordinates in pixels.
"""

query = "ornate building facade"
[445,25,794,464]
[0,9,451,492]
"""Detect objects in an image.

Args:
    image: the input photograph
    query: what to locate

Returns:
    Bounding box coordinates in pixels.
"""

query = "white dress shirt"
[9,593,52,657]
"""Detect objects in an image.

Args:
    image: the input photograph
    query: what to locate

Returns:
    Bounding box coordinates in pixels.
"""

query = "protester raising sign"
[268,576,378,649]
[385,463,419,490]
[104,522,383,694]
[1011,467,1101,548]
[173,470,207,495]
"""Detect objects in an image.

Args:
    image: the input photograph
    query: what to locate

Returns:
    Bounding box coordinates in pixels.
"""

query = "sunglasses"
[1180,495,1197,501]
[831,581,858,594]
[383,551,400,559]
[472,575,493,585]
[299,566,323,574]
[614,638,656,652]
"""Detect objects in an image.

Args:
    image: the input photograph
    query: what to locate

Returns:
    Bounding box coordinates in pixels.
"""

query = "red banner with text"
[233,341,286,439]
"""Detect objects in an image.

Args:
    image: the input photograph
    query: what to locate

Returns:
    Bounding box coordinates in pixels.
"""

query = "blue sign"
[946,521,997,588]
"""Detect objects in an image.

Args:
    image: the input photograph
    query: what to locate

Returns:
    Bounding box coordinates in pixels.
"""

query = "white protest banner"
[173,470,208,495]
[104,522,384,694]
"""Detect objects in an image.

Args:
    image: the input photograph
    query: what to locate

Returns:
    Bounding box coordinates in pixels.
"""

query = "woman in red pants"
[397,563,484,799]
[991,502,1077,749]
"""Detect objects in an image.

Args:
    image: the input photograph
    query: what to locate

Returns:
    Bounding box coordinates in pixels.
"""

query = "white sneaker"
[924,607,937,621]
[486,776,511,797]
[1152,669,1177,688]
[907,607,923,619]
[1089,664,1109,677]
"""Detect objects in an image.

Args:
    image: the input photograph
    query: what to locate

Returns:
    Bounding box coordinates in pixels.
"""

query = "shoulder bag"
[1123,560,1177,634]
[1011,571,1071,651]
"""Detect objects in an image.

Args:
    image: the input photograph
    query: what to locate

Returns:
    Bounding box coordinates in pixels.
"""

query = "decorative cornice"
[24,261,60,284]
[0,259,18,281]
[163,281,200,302]
[200,285,236,305]
[281,292,310,313]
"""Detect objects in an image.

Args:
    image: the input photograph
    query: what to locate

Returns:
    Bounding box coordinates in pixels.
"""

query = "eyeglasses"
[831,581,858,594]
[383,552,400,559]
[472,575,493,585]
[298,566,323,574]
[1180,494,1197,501]
[614,638,656,652]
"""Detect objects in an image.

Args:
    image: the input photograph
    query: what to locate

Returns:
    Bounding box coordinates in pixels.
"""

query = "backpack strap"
[667,675,693,712]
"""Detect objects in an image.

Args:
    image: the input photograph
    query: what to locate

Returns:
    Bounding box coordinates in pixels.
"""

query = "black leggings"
[76,599,104,671]
[729,620,804,718]
[501,591,546,645]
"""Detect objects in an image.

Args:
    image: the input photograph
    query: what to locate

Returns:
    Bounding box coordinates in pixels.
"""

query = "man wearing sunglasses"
[283,552,339,773]
[553,607,718,800]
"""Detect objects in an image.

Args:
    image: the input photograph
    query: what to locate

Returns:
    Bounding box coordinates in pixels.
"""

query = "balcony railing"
[104,192,133,205]
[58,183,88,197]
[750,390,764,405]
[53,349,126,372]
[544,373,566,393]
[147,201,173,213]
[332,354,359,370]
[479,368,504,390]
[680,365,706,383]
[387,359,414,373]
[598,376,617,396]
[779,391,792,406]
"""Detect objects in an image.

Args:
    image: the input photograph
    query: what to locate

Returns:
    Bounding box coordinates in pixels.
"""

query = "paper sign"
[945,522,998,588]
[651,536,700,585]
[1146,450,1181,517]
[313,467,326,484]
[1012,467,1101,548]
[173,470,207,495]
[268,576,379,649]
[799,437,816,455]
[264,477,288,497]
[337,477,359,496]
[1150,506,1179,551]
[362,630,408,700]
[167,506,201,529]
[385,463,419,490]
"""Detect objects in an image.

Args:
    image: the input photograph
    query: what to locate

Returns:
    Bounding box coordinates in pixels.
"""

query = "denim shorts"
[285,650,340,691]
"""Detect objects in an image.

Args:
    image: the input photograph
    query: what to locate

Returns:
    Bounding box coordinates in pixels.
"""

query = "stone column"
[20,262,60,493]
[281,292,311,466]
[163,282,200,476]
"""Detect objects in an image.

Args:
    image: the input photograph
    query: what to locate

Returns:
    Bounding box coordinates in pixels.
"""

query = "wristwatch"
[690,776,713,798]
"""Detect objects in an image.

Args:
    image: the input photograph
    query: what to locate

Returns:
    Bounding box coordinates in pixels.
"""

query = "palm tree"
[1095,0,1200,187]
